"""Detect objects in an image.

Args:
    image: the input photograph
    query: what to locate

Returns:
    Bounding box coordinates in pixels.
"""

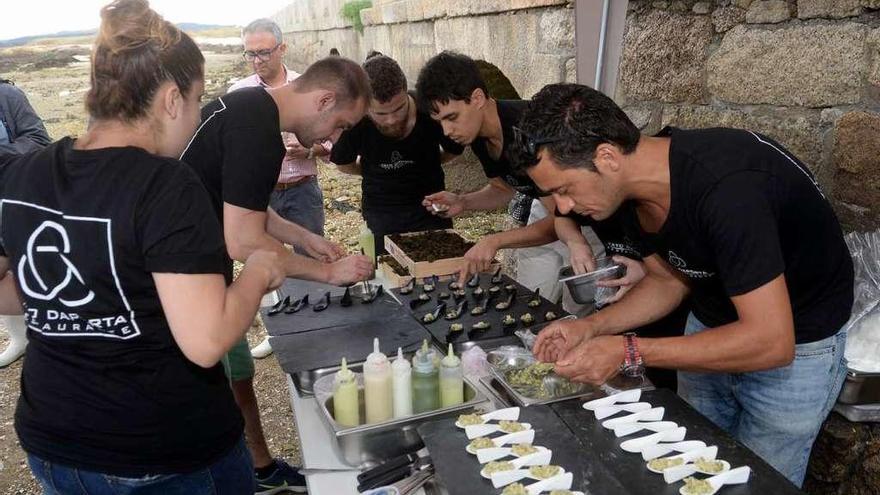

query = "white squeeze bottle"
[363,338,392,423]
[332,357,360,427]
[392,347,413,418]
[439,343,464,407]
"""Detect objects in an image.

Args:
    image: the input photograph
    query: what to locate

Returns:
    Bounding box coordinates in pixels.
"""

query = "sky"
[2,0,295,41]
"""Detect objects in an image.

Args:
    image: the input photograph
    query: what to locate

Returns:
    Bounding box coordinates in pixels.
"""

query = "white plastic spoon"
[466,422,532,440]
[490,465,565,488]
[646,446,719,475]
[583,389,642,411]
[641,440,707,461]
[477,445,549,464]
[455,406,521,428]
[601,407,665,429]
[620,427,687,453]
[678,466,751,495]
[594,402,653,420]
[614,421,679,438]
[663,459,732,484]
[480,450,554,480]
[466,429,537,454]
[526,472,574,495]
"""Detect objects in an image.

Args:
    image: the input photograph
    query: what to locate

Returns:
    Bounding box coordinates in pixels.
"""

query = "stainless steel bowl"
[559,257,625,304]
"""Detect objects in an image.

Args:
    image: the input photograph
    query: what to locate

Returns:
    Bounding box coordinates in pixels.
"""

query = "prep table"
[264,274,805,495]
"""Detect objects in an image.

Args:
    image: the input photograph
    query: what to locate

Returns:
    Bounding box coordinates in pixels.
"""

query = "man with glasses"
[415,51,601,296]
[230,19,329,360]
[330,54,463,256]
[520,83,852,487]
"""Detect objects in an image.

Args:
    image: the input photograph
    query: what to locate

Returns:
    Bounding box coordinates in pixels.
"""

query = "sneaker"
[250,337,274,359]
[255,459,307,494]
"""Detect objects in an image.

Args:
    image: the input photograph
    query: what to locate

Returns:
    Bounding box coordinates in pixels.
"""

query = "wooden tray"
[384,229,470,279]
[385,229,500,282]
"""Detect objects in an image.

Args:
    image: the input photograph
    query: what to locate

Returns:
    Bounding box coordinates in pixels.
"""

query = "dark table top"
[417,388,802,495]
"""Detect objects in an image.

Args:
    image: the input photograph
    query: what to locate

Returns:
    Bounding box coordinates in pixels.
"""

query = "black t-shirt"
[647,127,853,343]
[180,87,285,282]
[0,138,242,476]
[471,99,542,198]
[557,203,652,261]
[330,99,463,237]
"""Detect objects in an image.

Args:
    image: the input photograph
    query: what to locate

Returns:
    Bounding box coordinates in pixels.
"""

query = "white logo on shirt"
[18,221,95,307]
[379,150,415,170]
[1,200,141,339]
[666,250,715,279]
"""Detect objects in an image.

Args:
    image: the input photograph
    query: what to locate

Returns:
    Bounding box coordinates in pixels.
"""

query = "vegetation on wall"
[341,1,372,33]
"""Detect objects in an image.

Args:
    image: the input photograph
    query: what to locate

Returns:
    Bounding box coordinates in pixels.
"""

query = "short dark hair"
[415,51,488,114]
[294,56,372,104]
[363,55,406,103]
[512,83,641,173]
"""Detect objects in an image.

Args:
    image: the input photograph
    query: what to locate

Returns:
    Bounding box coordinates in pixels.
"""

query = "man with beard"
[331,54,464,255]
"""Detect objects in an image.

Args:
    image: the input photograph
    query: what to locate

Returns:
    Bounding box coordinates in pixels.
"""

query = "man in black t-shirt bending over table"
[520,84,853,487]
[181,57,373,493]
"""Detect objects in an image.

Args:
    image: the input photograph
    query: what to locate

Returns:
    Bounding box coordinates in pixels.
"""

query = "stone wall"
[273,0,576,195]
[618,0,880,231]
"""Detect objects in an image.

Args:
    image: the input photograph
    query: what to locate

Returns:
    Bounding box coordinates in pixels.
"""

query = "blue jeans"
[677,314,847,487]
[27,436,253,495]
[269,176,325,238]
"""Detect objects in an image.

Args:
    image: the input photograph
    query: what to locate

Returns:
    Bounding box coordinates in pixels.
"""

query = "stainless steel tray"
[315,369,487,467]
[837,368,880,405]
[485,347,651,407]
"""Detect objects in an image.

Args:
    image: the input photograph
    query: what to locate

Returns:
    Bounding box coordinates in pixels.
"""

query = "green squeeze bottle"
[333,358,360,427]
[439,344,464,407]
[411,340,440,413]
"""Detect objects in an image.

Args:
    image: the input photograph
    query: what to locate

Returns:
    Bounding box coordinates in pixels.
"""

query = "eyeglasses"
[243,43,282,62]
[512,126,564,158]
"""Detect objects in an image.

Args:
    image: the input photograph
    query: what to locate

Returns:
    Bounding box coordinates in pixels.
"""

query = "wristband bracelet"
[621,332,645,378]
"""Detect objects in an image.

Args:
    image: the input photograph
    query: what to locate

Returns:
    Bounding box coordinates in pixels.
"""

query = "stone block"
[623,105,656,131]
[565,57,577,83]
[745,0,792,23]
[618,10,713,103]
[445,0,568,18]
[539,7,576,53]
[711,6,746,32]
[434,9,570,98]
[387,22,436,82]
[833,111,880,230]
[865,0,880,8]
[798,0,863,19]
[707,24,866,107]
[360,7,382,27]
[661,105,827,183]
[693,2,713,14]
[380,0,408,24]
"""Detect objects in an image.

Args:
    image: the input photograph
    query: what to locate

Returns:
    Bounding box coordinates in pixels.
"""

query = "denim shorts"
[677,313,847,487]
[27,436,253,495]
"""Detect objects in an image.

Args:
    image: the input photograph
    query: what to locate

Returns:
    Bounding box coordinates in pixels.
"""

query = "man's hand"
[597,256,647,304]
[568,241,596,275]
[532,317,598,363]
[285,140,311,160]
[301,233,346,263]
[457,237,499,286]
[423,191,465,218]
[324,254,374,286]
[555,335,625,385]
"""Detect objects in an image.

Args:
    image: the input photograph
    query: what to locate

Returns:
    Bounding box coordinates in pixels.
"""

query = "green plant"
[341,0,372,34]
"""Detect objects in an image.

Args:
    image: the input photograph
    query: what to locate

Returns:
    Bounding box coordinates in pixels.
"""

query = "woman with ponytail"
[0,1,282,493]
